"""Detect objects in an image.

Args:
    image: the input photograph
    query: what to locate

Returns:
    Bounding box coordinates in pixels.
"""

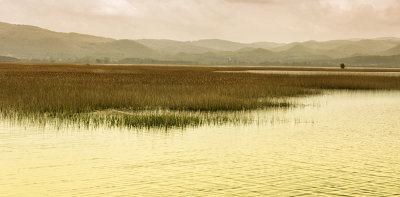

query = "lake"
[219,70,400,76]
[1,91,399,196]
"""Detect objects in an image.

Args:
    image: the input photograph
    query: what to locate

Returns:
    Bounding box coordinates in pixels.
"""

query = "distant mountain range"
[1,21,400,67]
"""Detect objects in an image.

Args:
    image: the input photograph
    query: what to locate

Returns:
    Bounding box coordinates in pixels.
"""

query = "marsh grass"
[0,63,399,129]
[0,109,253,130]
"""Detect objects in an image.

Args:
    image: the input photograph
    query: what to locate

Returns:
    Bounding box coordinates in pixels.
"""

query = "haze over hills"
[135,39,285,54]
[188,39,285,52]
[383,44,400,56]
[0,22,158,60]
[0,55,19,62]
[1,21,400,67]
[136,39,219,54]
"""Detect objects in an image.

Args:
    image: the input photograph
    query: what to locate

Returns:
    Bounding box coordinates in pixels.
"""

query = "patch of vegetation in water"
[0,109,257,130]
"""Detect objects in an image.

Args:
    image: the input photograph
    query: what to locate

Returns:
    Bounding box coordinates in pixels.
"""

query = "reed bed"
[0,109,252,130]
[0,63,399,128]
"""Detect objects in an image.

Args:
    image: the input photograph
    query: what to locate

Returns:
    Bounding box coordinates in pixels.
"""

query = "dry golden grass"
[0,63,399,128]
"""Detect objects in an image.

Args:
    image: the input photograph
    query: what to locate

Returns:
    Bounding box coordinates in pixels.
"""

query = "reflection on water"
[1,91,400,196]
[221,70,400,76]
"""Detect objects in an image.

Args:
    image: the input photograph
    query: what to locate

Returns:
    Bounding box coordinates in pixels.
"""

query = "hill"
[136,39,285,54]
[382,44,400,56]
[136,39,218,54]
[189,39,251,51]
[0,22,157,60]
[0,55,19,62]
[338,55,400,67]
[250,42,286,50]
[273,39,399,58]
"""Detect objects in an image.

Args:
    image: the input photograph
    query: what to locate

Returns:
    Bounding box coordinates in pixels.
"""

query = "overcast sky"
[1,0,400,43]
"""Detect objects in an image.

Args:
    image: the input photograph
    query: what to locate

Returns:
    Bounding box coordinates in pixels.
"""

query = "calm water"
[221,70,400,76]
[1,91,400,196]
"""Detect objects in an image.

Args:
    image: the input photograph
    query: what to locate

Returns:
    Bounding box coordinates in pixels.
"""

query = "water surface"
[1,91,400,196]
[221,70,400,76]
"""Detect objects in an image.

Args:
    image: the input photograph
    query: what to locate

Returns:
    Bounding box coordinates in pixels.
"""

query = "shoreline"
[2,62,400,72]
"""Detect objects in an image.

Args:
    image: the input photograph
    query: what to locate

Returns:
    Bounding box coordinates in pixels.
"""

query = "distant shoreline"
[2,62,400,72]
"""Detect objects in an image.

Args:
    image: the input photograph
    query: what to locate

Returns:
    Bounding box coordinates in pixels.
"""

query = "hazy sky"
[1,0,400,43]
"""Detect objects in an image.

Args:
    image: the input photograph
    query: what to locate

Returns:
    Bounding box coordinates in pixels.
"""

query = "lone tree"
[340,63,346,69]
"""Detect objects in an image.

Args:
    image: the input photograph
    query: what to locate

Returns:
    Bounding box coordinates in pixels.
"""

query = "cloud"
[91,0,138,16]
[0,0,399,42]
[223,0,282,4]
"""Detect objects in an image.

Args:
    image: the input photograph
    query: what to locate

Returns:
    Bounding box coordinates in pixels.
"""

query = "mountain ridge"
[1,21,400,67]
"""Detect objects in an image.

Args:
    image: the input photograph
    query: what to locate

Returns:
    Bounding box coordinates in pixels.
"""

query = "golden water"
[1,91,400,196]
